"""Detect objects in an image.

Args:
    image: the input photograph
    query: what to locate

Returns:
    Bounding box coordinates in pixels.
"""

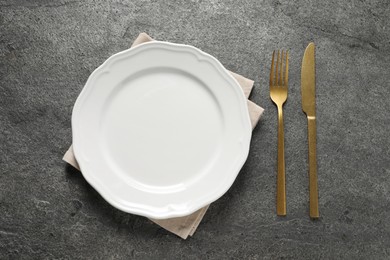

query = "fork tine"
[275,50,280,87]
[270,50,275,87]
[280,50,284,86]
[285,51,289,87]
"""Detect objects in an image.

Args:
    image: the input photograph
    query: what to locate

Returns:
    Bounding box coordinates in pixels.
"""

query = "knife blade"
[301,42,319,218]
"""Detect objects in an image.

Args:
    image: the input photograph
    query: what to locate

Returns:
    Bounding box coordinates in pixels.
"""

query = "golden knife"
[301,42,319,218]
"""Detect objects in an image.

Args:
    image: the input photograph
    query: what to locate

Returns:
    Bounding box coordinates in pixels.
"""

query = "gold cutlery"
[301,42,319,218]
[270,50,289,216]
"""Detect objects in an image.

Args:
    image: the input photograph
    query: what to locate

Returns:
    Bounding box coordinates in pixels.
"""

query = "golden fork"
[270,50,289,216]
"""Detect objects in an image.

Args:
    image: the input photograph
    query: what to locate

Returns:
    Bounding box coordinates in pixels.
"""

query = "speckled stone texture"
[1,0,390,259]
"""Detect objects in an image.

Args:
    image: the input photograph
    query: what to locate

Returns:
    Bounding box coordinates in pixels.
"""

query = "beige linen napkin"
[63,33,264,239]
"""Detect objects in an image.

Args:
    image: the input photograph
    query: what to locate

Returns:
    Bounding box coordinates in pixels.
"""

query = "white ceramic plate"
[72,41,252,219]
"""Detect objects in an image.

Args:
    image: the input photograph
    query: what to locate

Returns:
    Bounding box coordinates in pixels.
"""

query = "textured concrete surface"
[1,0,390,259]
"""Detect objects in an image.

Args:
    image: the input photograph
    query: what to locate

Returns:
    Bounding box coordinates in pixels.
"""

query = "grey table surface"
[1,0,390,259]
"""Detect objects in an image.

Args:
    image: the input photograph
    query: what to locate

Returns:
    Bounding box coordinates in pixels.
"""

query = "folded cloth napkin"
[63,32,264,239]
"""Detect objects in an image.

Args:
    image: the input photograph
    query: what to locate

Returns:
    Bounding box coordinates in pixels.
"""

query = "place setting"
[63,32,319,239]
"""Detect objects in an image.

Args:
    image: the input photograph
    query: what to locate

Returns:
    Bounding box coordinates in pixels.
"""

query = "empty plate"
[72,41,252,219]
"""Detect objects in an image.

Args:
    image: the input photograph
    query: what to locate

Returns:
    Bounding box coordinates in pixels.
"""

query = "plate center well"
[100,68,224,189]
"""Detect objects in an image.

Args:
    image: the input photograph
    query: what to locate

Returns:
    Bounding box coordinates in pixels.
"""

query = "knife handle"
[277,107,286,216]
[307,117,319,218]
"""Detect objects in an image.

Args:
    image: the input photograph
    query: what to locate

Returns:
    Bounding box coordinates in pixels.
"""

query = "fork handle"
[307,117,319,218]
[277,106,286,216]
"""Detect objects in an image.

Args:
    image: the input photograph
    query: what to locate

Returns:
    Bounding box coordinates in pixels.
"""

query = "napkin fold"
[63,33,264,239]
